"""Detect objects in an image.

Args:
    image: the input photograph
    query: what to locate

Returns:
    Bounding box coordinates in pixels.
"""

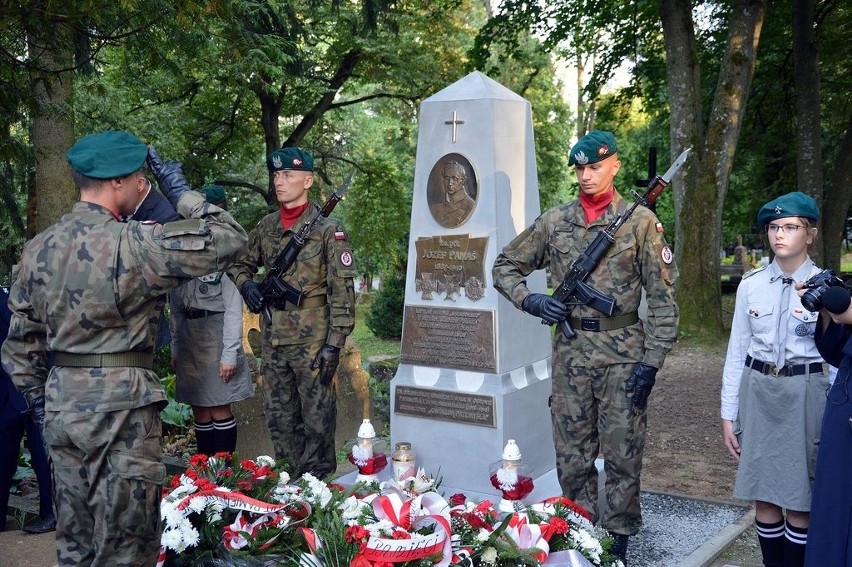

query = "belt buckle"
[581,318,600,332]
[764,363,781,377]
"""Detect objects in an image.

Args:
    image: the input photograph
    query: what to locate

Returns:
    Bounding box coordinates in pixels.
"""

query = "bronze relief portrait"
[427,153,478,228]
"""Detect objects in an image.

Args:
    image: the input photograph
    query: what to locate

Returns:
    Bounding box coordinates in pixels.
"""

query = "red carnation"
[345,525,370,543]
[549,517,570,535]
[189,454,208,468]
[241,460,258,472]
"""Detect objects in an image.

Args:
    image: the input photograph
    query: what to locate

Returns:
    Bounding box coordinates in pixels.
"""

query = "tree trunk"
[822,119,852,272]
[661,0,766,335]
[28,23,76,233]
[792,0,824,264]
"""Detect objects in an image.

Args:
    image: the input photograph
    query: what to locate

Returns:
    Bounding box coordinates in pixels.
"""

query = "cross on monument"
[444,110,465,143]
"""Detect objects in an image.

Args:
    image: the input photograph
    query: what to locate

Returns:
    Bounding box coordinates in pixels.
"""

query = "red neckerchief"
[279,202,309,230]
[579,188,614,223]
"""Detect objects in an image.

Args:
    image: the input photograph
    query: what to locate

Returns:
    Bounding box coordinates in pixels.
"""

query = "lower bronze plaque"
[400,306,496,372]
[394,386,496,427]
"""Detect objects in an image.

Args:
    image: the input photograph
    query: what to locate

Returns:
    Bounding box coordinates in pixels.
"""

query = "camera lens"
[800,288,822,312]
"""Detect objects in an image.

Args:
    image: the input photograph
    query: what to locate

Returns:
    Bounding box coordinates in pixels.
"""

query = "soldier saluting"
[1,131,247,567]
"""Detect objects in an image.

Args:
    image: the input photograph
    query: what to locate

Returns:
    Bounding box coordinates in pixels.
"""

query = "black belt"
[184,308,225,319]
[745,354,825,377]
[569,312,639,332]
[53,351,154,370]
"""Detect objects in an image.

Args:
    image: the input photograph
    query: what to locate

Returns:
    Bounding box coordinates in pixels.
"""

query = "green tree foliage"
[366,254,406,339]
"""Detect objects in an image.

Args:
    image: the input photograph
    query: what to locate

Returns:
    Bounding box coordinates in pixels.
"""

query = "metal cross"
[444,111,465,143]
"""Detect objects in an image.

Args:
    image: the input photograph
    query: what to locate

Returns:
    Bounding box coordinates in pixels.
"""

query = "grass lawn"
[351,299,400,360]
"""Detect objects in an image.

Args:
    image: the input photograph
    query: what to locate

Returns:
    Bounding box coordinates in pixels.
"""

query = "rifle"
[549,148,691,338]
[258,172,354,325]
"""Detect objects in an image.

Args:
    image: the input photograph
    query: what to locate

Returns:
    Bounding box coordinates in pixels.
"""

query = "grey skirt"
[733,365,830,510]
[174,313,254,407]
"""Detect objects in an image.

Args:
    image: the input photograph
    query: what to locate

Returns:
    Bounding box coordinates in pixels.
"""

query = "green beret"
[66,131,148,179]
[569,130,618,166]
[201,184,227,205]
[756,191,820,227]
[267,147,314,172]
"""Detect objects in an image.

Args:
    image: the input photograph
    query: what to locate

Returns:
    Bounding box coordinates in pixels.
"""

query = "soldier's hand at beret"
[310,344,341,386]
[624,363,657,412]
[146,146,190,208]
[522,293,568,324]
[240,282,265,313]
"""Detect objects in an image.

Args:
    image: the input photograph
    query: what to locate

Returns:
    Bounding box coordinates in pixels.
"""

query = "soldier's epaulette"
[741,265,766,280]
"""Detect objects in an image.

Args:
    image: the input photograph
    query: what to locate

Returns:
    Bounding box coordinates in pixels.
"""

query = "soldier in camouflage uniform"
[0,130,248,567]
[492,130,679,561]
[228,147,357,479]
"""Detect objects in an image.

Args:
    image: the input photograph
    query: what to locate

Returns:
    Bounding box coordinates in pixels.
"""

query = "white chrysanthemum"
[481,547,498,565]
[256,455,275,467]
[475,528,491,542]
[365,519,395,537]
[572,528,602,562]
[278,471,290,485]
[181,524,201,548]
[302,473,332,508]
[161,506,185,529]
[161,528,183,551]
[187,496,207,514]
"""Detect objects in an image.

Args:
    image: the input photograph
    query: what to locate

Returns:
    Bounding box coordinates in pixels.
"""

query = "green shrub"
[366,268,405,339]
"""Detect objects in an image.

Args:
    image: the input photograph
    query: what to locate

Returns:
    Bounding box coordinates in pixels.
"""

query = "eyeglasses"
[766,223,805,235]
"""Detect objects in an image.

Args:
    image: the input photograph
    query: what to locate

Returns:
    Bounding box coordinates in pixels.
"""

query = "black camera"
[800,269,847,312]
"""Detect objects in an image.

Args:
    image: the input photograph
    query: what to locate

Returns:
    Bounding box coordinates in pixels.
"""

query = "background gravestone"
[390,71,556,499]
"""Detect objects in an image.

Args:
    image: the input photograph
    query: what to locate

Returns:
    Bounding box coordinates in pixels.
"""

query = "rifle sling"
[569,312,639,332]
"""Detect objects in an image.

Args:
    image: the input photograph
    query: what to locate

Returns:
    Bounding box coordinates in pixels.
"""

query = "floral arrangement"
[158,453,624,567]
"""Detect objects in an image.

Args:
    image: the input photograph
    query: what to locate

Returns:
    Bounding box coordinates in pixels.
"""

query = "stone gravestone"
[390,71,555,499]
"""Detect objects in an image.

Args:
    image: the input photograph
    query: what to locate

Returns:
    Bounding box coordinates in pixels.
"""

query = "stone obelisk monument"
[390,71,555,498]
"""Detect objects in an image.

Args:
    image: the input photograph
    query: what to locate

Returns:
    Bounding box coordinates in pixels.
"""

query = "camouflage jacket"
[1,191,248,411]
[492,190,679,369]
[227,203,357,348]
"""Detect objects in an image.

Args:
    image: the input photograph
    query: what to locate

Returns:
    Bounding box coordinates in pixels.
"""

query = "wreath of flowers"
[158,453,624,567]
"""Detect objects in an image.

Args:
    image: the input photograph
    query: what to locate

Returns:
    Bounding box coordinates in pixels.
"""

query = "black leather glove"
[624,363,658,411]
[240,282,265,313]
[310,344,341,386]
[522,293,569,324]
[146,147,190,208]
[25,395,46,433]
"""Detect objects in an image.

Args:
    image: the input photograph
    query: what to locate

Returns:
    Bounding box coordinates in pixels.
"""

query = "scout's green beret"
[66,131,148,179]
[201,184,227,205]
[756,191,820,227]
[267,147,314,172]
[569,130,618,166]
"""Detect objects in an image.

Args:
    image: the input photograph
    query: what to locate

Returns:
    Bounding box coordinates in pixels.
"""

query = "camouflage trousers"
[44,405,166,567]
[550,358,646,535]
[260,338,337,478]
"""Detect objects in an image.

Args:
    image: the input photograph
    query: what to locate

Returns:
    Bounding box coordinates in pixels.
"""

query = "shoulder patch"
[741,265,766,280]
[161,218,207,237]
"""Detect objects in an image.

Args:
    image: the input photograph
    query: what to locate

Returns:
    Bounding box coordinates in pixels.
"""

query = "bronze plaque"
[395,385,496,427]
[427,153,478,228]
[414,234,488,302]
[400,306,496,372]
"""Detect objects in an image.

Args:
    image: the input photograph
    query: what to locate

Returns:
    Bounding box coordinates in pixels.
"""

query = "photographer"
[721,192,832,567]
[800,281,852,566]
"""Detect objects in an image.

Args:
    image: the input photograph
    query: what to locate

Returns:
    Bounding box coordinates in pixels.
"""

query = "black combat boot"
[610,533,629,564]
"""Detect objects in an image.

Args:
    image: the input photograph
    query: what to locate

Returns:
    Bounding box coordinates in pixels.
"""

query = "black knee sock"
[783,521,807,567]
[194,420,215,456]
[213,416,237,453]
[756,519,785,567]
